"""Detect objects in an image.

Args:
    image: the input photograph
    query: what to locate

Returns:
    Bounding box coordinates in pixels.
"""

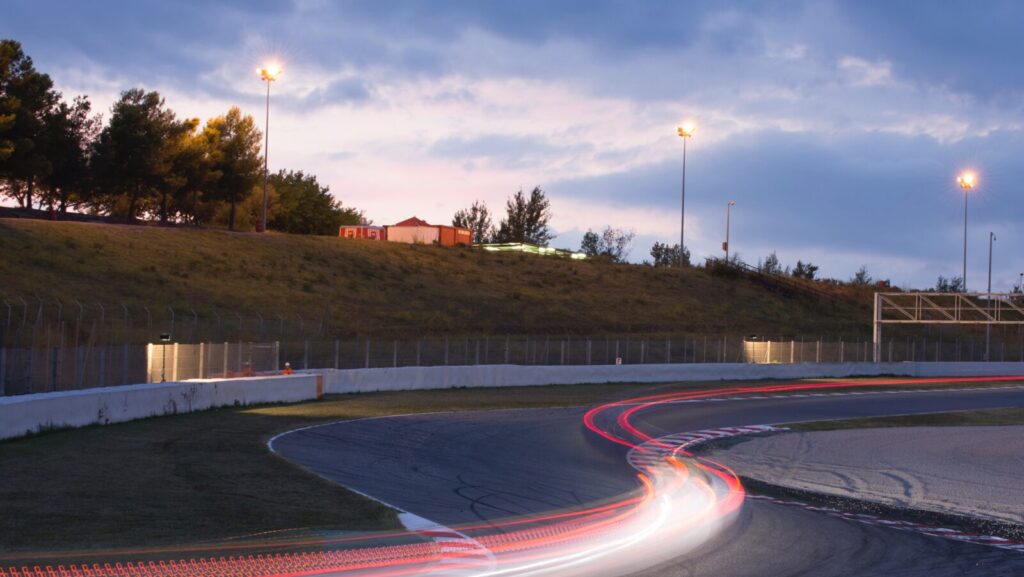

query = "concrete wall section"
[321,362,1024,394]
[5,362,1022,441]
[0,374,321,441]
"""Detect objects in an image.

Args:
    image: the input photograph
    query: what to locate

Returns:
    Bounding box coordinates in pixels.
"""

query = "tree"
[650,242,689,267]
[581,230,600,256]
[452,200,493,243]
[935,275,965,293]
[206,107,262,231]
[792,260,818,280]
[761,251,783,275]
[91,89,181,222]
[849,265,873,286]
[494,186,554,246]
[162,119,220,225]
[37,95,100,213]
[580,227,635,262]
[268,169,362,235]
[0,39,60,208]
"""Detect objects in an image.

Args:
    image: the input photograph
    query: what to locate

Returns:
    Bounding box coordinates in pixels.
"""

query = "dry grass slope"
[0,218,872,338]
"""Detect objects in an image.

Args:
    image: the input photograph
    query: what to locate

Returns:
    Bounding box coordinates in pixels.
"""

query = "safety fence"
[3,334,1024,397]
[1,342,278,396]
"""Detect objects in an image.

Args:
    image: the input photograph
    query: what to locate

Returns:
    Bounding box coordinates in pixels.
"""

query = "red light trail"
[6,376,1022,577]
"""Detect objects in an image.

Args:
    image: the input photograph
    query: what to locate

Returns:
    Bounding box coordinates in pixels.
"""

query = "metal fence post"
[0,346,5,396]
[560,339,565,365]
[504,336,510,364]
[816,338,821,363]
[198,342,206,378]
[334,339,340,369]
[444,336,450,366]
[303,340,310,370]
[122,343,129,385]
[365,339,371,369]
[50,348,58,393]
[393,340,398,368]
[639,339,645,364]
[587,338,592,365]
[416,339,421,366]
[790,340,795,364]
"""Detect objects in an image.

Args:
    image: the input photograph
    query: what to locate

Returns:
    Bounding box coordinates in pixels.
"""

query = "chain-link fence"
[145,342,281,383]
[4,333,1024,397]
[0,298,333,349]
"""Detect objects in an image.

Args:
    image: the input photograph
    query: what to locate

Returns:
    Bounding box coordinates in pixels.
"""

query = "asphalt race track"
[273,385,1024,576]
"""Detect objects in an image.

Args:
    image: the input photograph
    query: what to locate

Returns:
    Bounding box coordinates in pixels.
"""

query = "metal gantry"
[872,292,1024,362]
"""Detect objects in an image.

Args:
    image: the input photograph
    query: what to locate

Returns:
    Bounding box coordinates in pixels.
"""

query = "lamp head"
[259,64,282,81]
[677,121,696,138]
[957,171,976,190]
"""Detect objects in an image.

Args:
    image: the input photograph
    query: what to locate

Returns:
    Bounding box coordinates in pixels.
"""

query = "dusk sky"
[5,1,1022,290]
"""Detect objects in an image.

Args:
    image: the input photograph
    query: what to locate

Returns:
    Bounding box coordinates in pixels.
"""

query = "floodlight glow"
[677,122,696,138]
[957,171,976,190]
[258,64,282,81]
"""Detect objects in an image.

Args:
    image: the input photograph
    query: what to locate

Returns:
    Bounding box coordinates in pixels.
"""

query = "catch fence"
[4,334,1024,397]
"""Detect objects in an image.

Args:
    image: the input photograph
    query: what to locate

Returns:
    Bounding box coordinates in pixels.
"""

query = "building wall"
[339,226,386,240]
[438,226,472,246]
[386,225,440,244]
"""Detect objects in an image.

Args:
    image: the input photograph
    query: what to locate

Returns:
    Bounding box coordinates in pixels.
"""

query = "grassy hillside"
[0,218,873,339]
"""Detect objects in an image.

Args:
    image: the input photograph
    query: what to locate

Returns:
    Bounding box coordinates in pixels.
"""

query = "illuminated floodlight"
[957,171,976,190]
[677,121,696,138]
[258,63,282,81]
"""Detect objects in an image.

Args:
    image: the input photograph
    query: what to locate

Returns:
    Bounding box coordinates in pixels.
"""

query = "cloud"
[838,56,893,87]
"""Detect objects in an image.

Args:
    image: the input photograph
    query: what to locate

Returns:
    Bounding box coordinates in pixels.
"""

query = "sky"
[4,1,1023,290]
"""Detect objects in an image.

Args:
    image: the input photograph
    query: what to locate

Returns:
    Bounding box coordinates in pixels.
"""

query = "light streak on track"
[5,376,1023,577]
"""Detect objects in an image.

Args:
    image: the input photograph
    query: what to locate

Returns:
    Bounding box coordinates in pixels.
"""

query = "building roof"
[391,216,432,227]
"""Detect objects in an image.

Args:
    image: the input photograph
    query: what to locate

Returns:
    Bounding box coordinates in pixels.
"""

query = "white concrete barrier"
[0,374,322,441]
[5,361,1022,441]
[320,362,1024,394]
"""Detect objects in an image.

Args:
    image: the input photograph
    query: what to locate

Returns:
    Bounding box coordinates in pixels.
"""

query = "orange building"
[339,224,387,240]
[385,217,472,246]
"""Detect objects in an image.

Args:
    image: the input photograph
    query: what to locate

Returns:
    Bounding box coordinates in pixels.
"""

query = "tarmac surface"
[707,425,1024,525]
[272,386,1024,576]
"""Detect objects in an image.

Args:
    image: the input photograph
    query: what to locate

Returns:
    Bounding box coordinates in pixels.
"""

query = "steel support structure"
[872,292,1024,362]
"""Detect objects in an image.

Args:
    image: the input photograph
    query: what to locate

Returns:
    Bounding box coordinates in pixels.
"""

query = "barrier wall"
[5,361,1023,441]
[320,362,1024,394]
[0,374,322,441]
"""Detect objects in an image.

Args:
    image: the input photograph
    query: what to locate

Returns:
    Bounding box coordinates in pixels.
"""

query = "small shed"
[339,224,387,240]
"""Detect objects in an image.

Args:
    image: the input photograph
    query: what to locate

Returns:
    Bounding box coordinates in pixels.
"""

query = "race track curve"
[273,379,1024,577]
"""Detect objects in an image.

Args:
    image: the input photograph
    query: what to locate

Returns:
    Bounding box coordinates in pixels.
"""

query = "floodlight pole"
[680,135,687,266]
[259,65,280,233]
[724,200,735,262]
[986,231,996,360]
[677,124,694,267]
[962,187,968,290]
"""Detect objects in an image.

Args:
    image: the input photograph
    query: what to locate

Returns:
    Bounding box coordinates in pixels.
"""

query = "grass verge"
[0,380,696,555]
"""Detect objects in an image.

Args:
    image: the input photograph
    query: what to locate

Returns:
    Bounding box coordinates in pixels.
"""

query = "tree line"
[0,39,361,234]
